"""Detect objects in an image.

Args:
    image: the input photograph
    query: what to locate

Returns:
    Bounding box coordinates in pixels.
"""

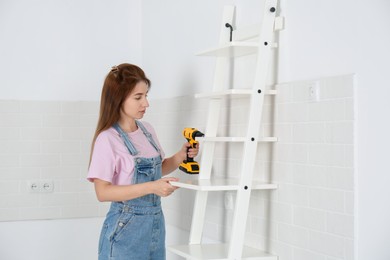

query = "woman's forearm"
[162,152,184,175]
[94,177,179,202]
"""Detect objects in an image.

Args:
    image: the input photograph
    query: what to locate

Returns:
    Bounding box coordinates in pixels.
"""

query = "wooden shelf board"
[170,178,278,191]
[168,243,278,260]
[196,42,258,57]
[198,137,278,143]
[195,89,277,99]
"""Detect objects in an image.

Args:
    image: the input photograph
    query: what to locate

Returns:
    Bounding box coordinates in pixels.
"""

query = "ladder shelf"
[168,1,282,259]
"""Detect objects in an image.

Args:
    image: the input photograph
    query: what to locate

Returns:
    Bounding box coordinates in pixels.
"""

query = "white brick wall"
[0,100,110,221]
[273,74,355,260]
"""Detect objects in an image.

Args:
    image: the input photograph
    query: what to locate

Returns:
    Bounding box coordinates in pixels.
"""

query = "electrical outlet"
[41,180,54,193]
[309,81,320,102]
[27,180,54,193]
[28,181,40,193]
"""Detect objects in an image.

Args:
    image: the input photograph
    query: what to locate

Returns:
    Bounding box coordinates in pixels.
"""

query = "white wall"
[142,0,268,100]
[0,0,143,258]
[354,2,390,259]
[279,1,390,259]
[0,0,389,259]
[0,0,143,101]
[0,218,102,260]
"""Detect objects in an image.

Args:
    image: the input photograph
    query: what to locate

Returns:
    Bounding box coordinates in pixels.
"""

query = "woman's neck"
[117,119,138,133]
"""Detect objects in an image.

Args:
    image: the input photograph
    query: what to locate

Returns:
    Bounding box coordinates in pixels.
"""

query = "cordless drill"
[179,127,204,174]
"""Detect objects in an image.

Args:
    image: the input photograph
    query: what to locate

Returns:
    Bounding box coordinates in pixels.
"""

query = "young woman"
[88,63,198,260]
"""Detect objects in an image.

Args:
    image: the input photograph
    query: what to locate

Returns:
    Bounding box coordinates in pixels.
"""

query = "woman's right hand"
[152,177,179,197]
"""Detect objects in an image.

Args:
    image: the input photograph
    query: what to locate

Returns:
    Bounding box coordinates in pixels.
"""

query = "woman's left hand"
[162,142,201,176]
[181,142,199,160]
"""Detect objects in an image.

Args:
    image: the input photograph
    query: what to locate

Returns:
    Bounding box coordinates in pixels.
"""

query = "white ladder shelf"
[169,1,283,259]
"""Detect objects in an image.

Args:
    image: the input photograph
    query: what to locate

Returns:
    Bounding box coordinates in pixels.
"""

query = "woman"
[88,63,198,260]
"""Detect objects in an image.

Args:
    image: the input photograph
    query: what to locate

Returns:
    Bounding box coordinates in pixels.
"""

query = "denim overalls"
[98,121,165,260]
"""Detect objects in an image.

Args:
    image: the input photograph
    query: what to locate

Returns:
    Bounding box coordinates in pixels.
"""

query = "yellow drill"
[179,127,204,174]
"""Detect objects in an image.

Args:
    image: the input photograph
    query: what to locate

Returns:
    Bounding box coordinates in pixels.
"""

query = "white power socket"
[28,180,54,193]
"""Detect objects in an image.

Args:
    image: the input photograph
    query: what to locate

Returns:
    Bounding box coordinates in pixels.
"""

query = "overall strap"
[136,121,161,153]
[113,123,139,156]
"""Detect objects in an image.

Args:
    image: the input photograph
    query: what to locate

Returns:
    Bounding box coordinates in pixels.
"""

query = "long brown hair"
[89,63,151,166]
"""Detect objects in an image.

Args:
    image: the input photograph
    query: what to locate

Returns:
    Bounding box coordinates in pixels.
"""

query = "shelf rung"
[168,243,278,260]
[170,178,278,191]
[196,42,258,57]
[199,137,277,143]
[195,89,277,99]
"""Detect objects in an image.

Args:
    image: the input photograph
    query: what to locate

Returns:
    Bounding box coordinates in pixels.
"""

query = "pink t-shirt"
[87,121,165,185]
